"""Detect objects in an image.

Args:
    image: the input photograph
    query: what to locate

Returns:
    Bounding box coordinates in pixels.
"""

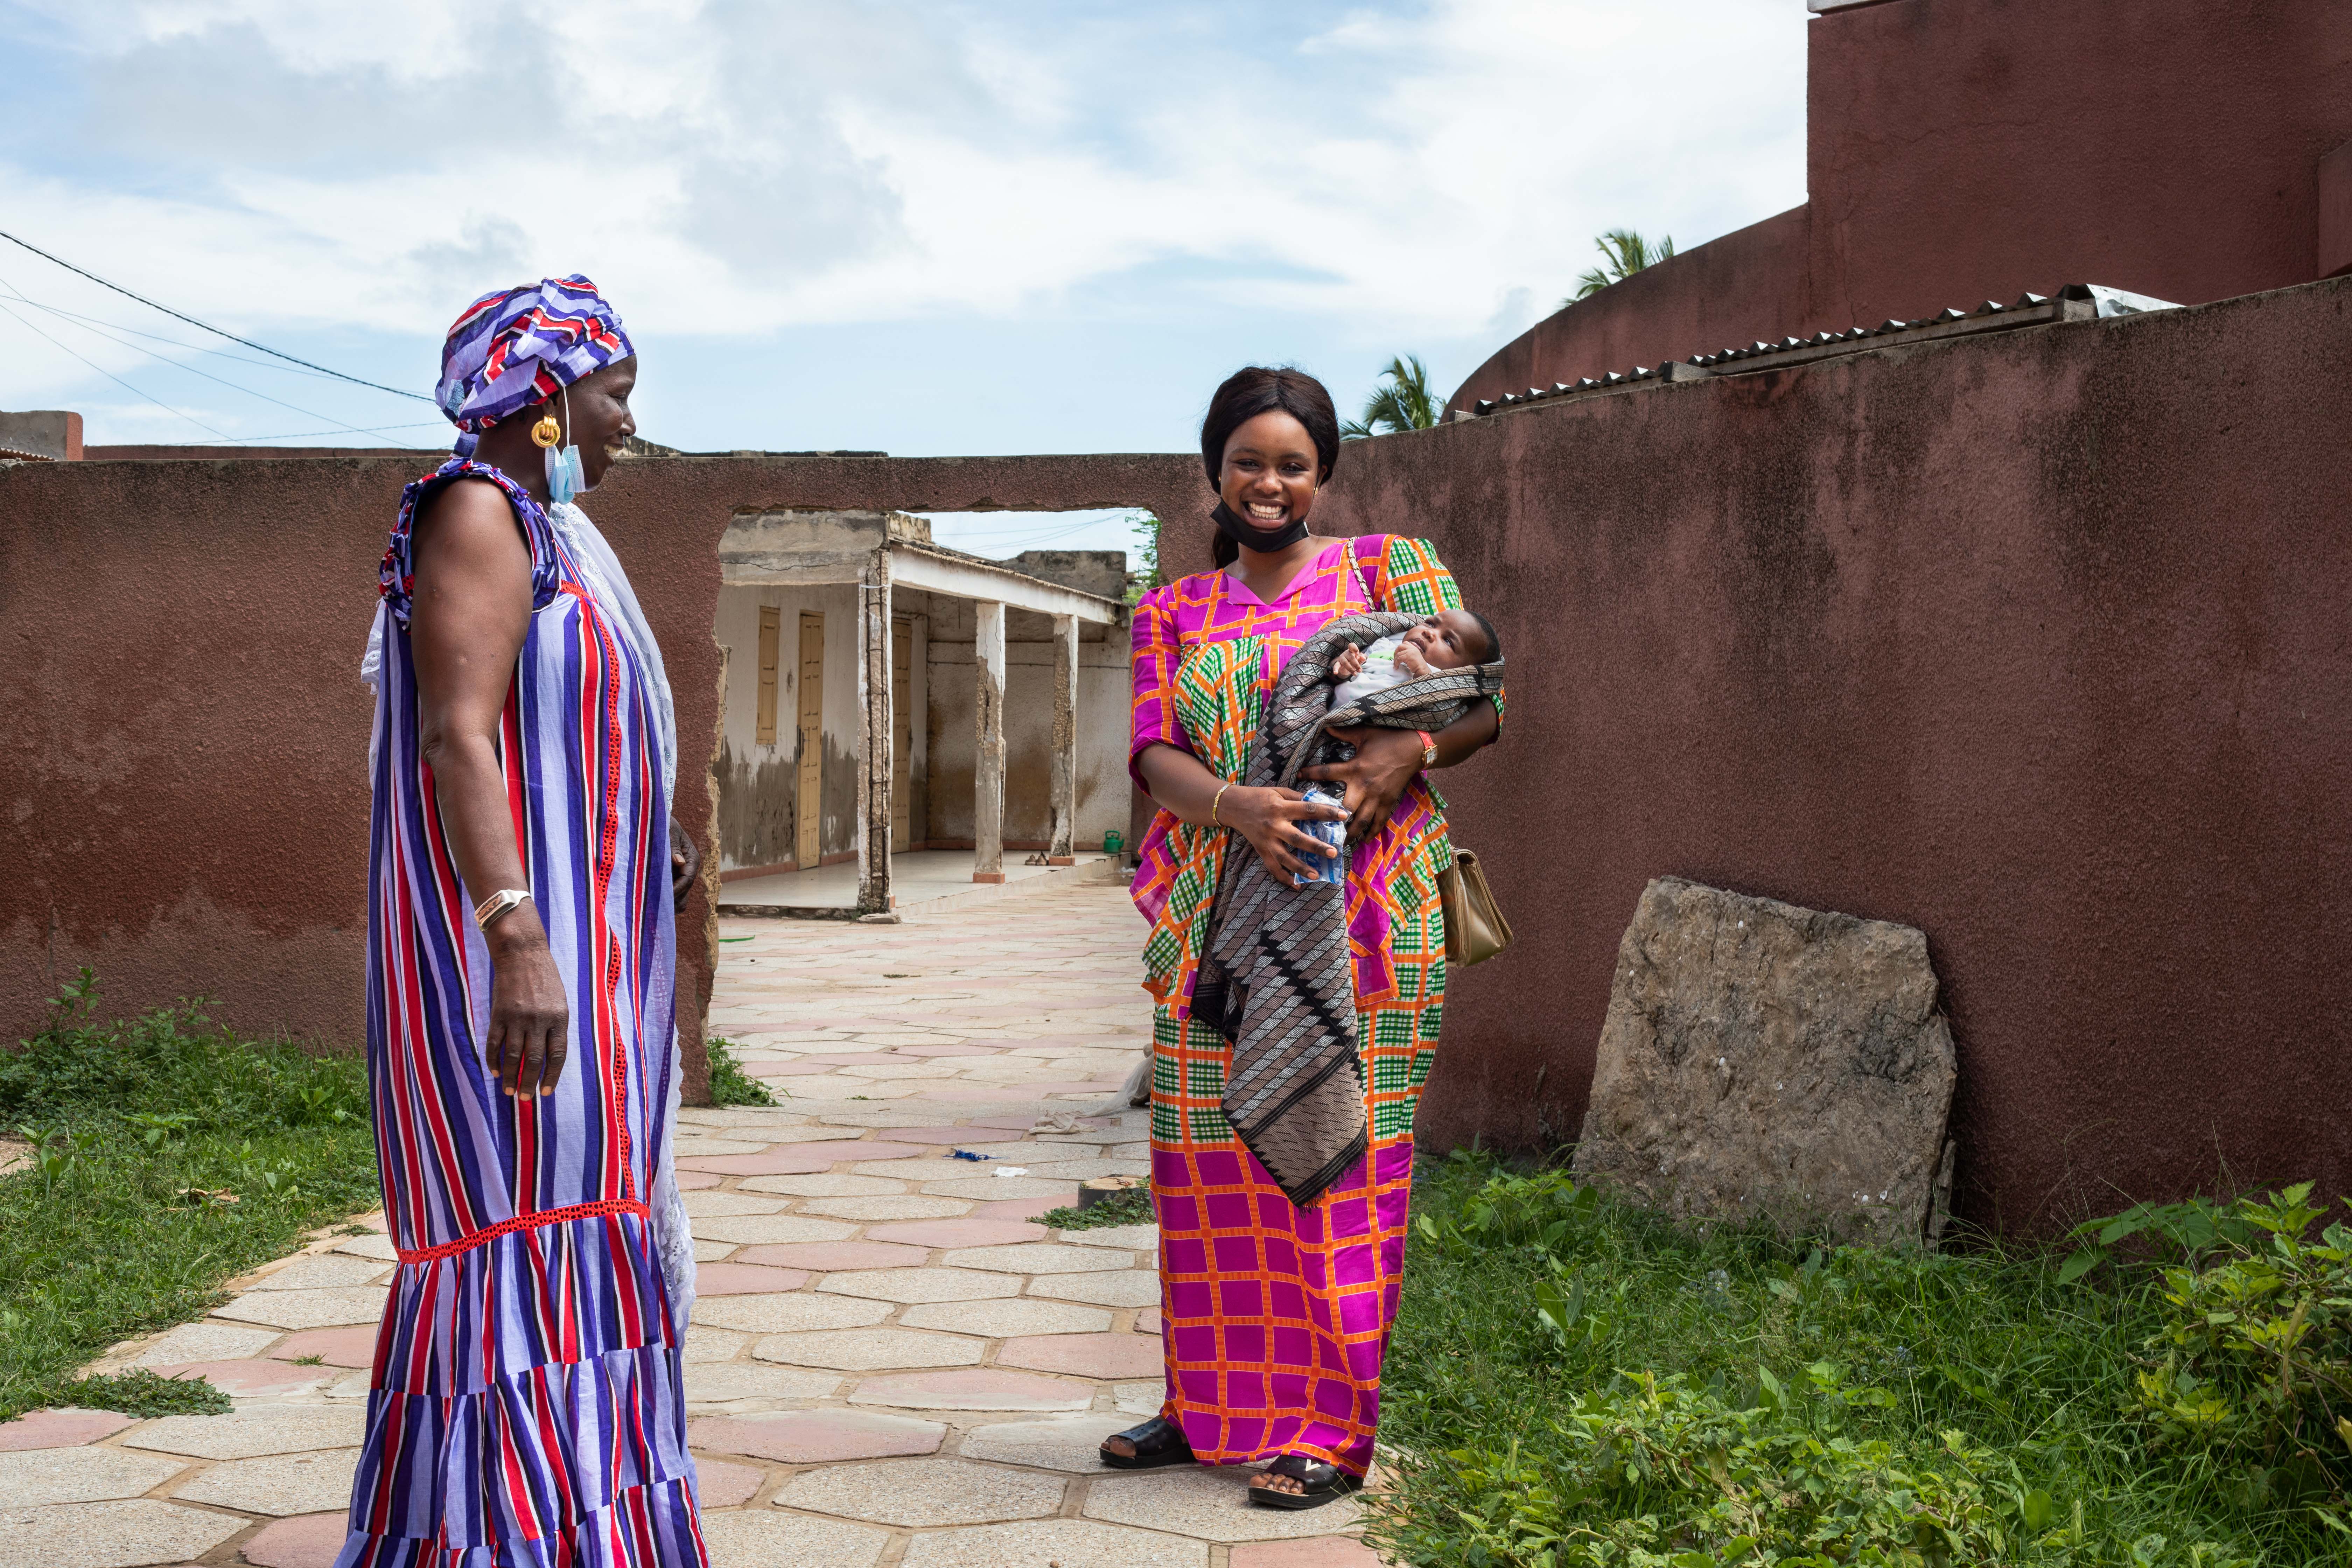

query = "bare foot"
[1101,1435,1136,1460]
[1250,1468,1306,1495]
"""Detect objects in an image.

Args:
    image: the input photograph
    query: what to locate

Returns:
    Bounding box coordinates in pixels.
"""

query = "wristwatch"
[1416,729,1438,769]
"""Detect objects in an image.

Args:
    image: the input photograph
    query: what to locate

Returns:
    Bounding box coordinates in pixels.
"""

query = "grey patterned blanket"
[1191,611,1506,1206]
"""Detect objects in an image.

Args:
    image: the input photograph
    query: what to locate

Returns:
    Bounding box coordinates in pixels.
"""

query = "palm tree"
[1566,227,1676,307]
[1341,355,1445,440]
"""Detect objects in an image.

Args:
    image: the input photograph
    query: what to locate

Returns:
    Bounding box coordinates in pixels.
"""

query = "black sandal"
[1098,1416,1195,1470]
[1247,1452,1364,1510]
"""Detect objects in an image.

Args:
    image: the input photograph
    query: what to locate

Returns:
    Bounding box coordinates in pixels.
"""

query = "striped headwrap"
[436,275,633,456]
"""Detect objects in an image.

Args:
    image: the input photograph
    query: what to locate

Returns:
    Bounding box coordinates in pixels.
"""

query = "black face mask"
[1211,499,1310,555]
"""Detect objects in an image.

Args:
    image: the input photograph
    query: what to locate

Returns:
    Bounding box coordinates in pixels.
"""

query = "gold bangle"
[1210,783,1232,827]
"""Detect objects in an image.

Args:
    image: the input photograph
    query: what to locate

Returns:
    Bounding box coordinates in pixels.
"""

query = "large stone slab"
[698,1510,889,1568]
[0,1446,187,1505]
[0,1499,244,1568]
[1086,1466,1361,1542]
[771,1456,1063,1527]
[121,1407,363,1459]
[898,1518,1206,1567]
[1573,877,1958,1247]
[169,1448,360,1515]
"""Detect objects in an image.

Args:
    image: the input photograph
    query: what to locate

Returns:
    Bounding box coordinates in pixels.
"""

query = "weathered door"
[891,618,913,847]
[755,605,780,746]
[796,612,824,869]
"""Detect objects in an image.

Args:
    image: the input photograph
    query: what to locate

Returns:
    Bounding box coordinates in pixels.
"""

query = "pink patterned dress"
[1128,534,1501,1477]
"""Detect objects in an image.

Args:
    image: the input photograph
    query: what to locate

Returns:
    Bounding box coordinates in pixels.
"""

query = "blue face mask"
[545,385,586,506]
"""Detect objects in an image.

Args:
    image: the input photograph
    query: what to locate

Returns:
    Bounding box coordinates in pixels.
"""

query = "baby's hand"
[1392,643,1434,678]
[1331,645,1365,681]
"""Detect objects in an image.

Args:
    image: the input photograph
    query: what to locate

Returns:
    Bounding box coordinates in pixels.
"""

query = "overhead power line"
[0,227,435,404]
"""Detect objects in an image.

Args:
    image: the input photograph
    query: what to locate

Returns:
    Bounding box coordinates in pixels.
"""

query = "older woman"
[1106,367,1502,1507]
[347,277,707,1566]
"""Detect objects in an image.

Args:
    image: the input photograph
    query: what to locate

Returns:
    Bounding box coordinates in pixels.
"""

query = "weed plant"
[0,973,379,1420]
[703,1036,777,1108]
[1040,1183,1154,1231]
[1371,1151,2351,1568]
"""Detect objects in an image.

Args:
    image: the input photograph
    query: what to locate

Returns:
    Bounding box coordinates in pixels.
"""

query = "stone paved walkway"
[0,883,1385,1568]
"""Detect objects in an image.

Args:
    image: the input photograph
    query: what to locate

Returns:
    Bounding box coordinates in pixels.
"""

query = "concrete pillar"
[972,600,1006,883]
[855,549,894,917]
[1047,614,1079,865]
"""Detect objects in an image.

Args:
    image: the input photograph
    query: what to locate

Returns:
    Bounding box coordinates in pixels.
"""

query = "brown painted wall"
[1456,0,2352,409]
[0,452,1200,1100]
[1301,275,2352,1231]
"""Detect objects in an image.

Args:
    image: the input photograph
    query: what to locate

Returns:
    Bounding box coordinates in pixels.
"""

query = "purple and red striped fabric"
[347,460,705,1567]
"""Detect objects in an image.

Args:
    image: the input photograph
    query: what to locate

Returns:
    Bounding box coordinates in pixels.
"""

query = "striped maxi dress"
[348,459,706,1568]
[1127,534,1504,1478]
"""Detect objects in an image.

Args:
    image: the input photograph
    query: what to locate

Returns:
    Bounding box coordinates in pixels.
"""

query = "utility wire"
[0,227,435,403]
[0,296,237,441]
[0,275,424,448]
[5,287,393,389]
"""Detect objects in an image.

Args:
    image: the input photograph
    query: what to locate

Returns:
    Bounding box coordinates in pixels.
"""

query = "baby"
[1328,607,1500,711]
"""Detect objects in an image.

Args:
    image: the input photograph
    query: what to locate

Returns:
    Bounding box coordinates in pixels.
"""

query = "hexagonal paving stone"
[331,1232,399,1261]
[752,1328,983,1371]
[0,1409,134,1452]
[955,1412,1135,1471]
[1227,1538,1386,1567]
[0,1499,245,1568]
[247,1253,392,1290]
[1085,1466,1362,1541]
[268,1326,381,1368]
[676,1150,836,1176]
[772,1456,1063,1527]
[733,1241,927,1271]
[798,1196,972,1221]
[698,1509,890,1568]
[1012,1158,1154,1181]
[1113,1380,1162,1415]
[847,1368,1092,1412]
[737,1174,906,1197]
[684,1324,750,1362]
[865,1217,1048,1248]
[693,1456,764,1509]
[690,1409,944,1463]
[921,1177,1079,1202]
[0,1446,187,1505]
[121,1406,363,1459]
[692,1238,738,1261]
[126,1320,282,1366]
[1059,1223,1159,1251]
[700,1293,890,1334]
[816,1267,1019,1304]
[896,1518,1206,1567]
[679,1191,794,1217]
[1025,1269,1160,1308]
[693,1262,812,1296]
[689,1215,860,1245]
[141,1359,331,1399]
[939,1242,1133,1274]
[213,1286,389,1331]
[996,1332,1161,1379]
[667,1137,768,1155]
[901,1298,1112,1337]
[682,1363,841,1403]
[169,1447,360,1515]
[239,1510,348,1568]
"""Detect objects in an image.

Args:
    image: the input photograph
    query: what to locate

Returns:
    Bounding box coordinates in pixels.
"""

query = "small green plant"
[49,1367,232,1418]
[704,1037,777,1108]
[1041,1184,1153,1231]
[1125,512,1165,607]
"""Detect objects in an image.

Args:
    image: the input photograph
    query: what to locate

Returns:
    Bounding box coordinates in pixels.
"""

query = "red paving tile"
[996,1333,1162,1379]
[970,1197,1063,1221]
[674,1150,838,1176]
[693,1262,813,1295]
[848,1367,1093,1412]
[0,1407,134,1450]
[694,1457,764,1508]
[863,1219,1049,1248]
[240,1511,348,1568]
[272,1326,379,1368]
[746,1061,838,1076]
[865,1125,995,1144]
[673,1169,723,1189]
[734,1241,928,1270]
[789,1052,905,1064]
[690,1409,944,1463]
[1230,1539,1386,1568]
[890,1045,1003,1057]
[1137,1309,1163,1336]
[148,1359,332,1398]
[967,1114,1112,1131]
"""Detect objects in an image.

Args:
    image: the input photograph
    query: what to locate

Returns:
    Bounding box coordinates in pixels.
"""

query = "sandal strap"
[1109,1417,1189,1457]
[1262,1453,1340,1485]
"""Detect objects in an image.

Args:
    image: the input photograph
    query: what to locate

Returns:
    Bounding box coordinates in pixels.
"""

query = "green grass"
[704,1036,778,1107]
[0,974,379,1421]
[1040,1183,1154,1231]
[1372,1152,2350,1568]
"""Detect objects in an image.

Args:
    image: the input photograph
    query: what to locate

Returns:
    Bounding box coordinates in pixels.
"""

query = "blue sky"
[0,0,1807,558]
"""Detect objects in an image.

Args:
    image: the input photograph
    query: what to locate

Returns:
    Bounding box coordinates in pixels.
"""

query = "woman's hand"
[1301,726,1425,843]
[483,904,570,1096]
[670,815,701,911]
[1220,784,1347,885]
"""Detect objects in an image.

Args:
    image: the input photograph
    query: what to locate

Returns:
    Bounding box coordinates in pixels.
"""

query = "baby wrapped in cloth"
[1191,607,1505,1205]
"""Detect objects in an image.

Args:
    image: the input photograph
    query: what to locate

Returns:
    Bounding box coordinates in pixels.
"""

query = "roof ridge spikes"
[1876,319,1907,332]
[2015,292,2049,307]
[1935,307,1968,321]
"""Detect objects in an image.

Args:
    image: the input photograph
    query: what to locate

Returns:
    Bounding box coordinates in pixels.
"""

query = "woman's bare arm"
[409,482,571,1097]
[1135,742,1345,886]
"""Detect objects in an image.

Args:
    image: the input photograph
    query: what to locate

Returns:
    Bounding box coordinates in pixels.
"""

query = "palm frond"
[1563,227,1676,308]
[1349,354,1446,438]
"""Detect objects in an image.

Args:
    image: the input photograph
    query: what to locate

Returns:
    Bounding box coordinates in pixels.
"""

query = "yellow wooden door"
[891,618,913,846]
[796,613,824,868]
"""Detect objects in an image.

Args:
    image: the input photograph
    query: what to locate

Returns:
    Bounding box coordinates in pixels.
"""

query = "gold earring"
[530,412,562,448]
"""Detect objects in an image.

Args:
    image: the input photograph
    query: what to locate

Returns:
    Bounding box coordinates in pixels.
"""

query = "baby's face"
[1398,609,1490,670]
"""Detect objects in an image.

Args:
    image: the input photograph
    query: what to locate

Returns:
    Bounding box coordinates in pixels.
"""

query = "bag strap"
[1348,535,1385,610]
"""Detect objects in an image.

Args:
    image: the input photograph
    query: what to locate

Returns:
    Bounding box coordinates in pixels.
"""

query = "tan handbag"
[1438,848,1513,965]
